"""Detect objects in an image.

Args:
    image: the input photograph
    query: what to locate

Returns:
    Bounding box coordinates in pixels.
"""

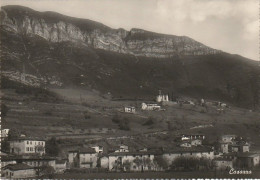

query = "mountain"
[1,5,259,108]
[0,5,220,58]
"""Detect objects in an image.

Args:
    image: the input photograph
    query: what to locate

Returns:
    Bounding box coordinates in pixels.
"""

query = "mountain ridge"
[1,5,221,58]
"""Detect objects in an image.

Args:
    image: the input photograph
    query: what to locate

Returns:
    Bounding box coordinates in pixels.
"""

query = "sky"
[1,0,259,60]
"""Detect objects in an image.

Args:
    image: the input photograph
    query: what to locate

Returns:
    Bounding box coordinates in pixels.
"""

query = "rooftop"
[163,146,213,153]
[1,155,56,161]
[69,147,96,154]
[109,150,160,156]
[55,159,67,164]
[3,163,34,171]
[237,152,260,158]
[214,157,233,161]
[9,137,45,141]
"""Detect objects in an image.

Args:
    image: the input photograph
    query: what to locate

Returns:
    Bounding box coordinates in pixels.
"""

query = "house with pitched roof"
[9,137,45,155]
[68,147,98,168]
[2,163,36,178]
[236,153,260,168]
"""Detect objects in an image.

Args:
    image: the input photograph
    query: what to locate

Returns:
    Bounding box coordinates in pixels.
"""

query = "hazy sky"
[1,0,258,60]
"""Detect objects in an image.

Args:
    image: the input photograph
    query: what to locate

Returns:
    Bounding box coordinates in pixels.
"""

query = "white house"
[55,160,67,173]
[221,135,236,143]
[141,103,161,111]
[68,150,79,168]
[68,148,98,168]
[180,139,202,147]
[220,142,229,154]
[100,156,109,168]
[156,94,169,103]
[1,129,10,139]
[9,138,45,155]
[115,145,129,152]
[124,107,136,113]
[79,148,98,168]
[181,134,205,140]
[91,145,104,154]
[180,142,192,148]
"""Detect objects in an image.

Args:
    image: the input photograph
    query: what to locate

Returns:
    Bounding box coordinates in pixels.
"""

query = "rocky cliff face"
[0,5,220,58]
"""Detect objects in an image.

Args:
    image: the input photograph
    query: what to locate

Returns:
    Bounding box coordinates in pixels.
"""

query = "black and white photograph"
[0,0,259,179]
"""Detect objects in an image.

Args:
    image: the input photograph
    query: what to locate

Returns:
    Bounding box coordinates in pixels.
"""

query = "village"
[1,91,260,178]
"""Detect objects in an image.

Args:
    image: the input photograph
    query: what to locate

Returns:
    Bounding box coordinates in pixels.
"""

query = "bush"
[119,118,130,131]
[171,156,212,171]
[1,103,9,117]
[142,117,154,126]
[45,137,60,156]
[112,114,130,130]
[84,111,91,119]
[112,114,120,123]
[154,156,168,170]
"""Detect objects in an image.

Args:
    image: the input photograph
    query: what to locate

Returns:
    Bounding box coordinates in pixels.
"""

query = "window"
[26,147,29,151]
[38,142,40,145]
[27,141,29,144]
[190,152,192,155]
[30,141,32,145]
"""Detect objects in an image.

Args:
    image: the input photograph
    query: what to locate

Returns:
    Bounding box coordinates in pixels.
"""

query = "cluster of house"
[67,141,214,172]
[123,91,229,114]
[1,137,67,178]
[123,90,169,113]
[67,134,259,172]
[214,135,260,170]
[2,133,259,178]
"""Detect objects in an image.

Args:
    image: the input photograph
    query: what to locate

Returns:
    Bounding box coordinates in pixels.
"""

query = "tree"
[1,138,10,153]
[171,156,212,171]
[123,160,132,171]
[142,117,154,126]
[154,156,168,170]
[36,165,55,178]
[112,113,120,123]
[1,103,9,117]
[118,118,130,131]
[45,137,60,156]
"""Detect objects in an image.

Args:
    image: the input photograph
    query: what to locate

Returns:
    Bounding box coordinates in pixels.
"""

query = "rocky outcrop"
[0,5,221,58]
